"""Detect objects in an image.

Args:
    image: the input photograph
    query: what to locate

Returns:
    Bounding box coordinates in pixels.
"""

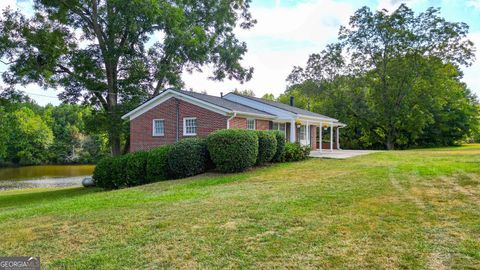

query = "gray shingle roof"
[172,89,274,116]
[228,93,337,121]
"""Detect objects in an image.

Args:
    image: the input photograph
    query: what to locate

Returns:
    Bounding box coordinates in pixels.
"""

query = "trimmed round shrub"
[124,151,149,186]
[284,142,304,162]
[168,138,208,178]
[146,145,173,182]
[92,155,127,189]
[207,129,258,172]
[271,131,286,162]
[92,156,115,189]
[255,130,277,164]
[110,155,128,188]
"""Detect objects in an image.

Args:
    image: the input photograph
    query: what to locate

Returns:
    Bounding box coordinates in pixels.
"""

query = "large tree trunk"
[110,133,121,156]
[106,82,122,156]
[386,138,395,150]
[106,103,122,156]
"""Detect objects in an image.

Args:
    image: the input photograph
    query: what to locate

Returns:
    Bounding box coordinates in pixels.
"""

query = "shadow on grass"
[0,187,102,209]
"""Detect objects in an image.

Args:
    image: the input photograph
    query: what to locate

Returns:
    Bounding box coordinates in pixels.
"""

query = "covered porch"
[272,118,345,152]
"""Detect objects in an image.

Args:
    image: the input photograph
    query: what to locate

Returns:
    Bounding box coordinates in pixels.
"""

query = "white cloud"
[237,0,353,45]
[467,0,480,10]
[183,0,355,98]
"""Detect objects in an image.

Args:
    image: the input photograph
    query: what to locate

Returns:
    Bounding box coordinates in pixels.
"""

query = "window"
[152,119,164,136]
[299,125,306,141]
[247,119,255,130]
[183,117,197,136]
[272,122,286,133]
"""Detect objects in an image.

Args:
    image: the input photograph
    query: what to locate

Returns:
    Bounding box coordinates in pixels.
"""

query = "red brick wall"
[229,117,271,130]
[256,119,270,130]
[321,142,337,149]
[229,117,247,129]
[130,97,228,151]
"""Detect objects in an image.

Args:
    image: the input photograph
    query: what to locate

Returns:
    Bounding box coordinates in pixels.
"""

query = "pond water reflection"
[0,165,95,190]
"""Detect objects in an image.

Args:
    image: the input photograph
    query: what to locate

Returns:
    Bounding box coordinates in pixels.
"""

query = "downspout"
[227,112,237,129]
[175,98,180,142]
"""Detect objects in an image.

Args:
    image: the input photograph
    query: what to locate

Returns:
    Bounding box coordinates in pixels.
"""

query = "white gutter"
[227,112,237,129]
[296,114,339,122]
[232,111,276,119]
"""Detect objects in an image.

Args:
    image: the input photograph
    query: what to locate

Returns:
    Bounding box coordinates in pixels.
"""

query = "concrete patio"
[309,149,379,159]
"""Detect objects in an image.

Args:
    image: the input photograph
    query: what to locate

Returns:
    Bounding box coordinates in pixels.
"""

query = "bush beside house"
[255,130,277,165]
[168,138,208,178]
[124,151,149,186]
[92,156,116,189]
[272,131,286,162]
[93,128,308,189]
[284,142,311,162]
[207,129,259,173]
[146,145,172,182]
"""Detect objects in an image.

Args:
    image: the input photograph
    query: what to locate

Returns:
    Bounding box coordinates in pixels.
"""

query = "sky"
[1,0,480,106]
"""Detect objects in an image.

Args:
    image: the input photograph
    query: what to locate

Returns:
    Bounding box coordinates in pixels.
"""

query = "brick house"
[122,89,345,152]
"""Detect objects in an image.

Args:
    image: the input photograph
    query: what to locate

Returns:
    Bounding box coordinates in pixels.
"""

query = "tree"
[0,0,256,155]
[6,107,53,165]
[43,103,106,163]
[0,107,9,161]
[232,89,255,97]
[261,93,275,101]
[287,5,476,149]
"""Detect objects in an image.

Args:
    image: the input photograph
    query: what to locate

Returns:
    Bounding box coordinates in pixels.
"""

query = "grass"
[1,145,480,269]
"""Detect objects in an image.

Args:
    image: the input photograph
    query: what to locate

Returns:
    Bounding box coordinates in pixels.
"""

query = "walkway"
[309,149,379,159]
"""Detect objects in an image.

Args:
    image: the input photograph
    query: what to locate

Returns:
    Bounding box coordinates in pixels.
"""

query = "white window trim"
[247,118,256,130]
[152,119,165,136]
[272,121,287,133]
[299,125,306,141]
[183,117,197,136]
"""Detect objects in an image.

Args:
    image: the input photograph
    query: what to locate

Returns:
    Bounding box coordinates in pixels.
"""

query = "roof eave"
[122,89,232,121]
[232,111,276,119]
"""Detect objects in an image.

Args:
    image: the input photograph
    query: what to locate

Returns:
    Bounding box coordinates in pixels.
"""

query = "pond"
[0,165,95,190]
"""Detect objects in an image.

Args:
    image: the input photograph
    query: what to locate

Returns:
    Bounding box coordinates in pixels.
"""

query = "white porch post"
[319,122,323,152]
[290,119,296,143]
[306,120,310,146]
[336,127,340,150]
[330,122,334,152]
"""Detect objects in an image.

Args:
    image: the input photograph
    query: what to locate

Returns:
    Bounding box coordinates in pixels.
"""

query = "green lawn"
[1,145,479,269]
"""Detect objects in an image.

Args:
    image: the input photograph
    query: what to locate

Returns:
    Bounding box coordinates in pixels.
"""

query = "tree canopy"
[285,4,478,149]
[0,90,108,166]
[0,0,256,154]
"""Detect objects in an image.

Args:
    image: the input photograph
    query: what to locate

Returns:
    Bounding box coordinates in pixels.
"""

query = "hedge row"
[93,138,208,189]
[93,128,309,189]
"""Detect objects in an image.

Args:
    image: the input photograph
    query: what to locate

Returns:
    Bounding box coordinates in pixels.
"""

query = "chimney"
[220,92,223,98]
[290,96,295,106]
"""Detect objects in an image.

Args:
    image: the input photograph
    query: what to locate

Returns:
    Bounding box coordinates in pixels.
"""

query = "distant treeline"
[271,5,480,150]
[0,91,109,166]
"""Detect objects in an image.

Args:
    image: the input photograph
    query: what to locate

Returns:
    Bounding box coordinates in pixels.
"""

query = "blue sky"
[2,0,480,105]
